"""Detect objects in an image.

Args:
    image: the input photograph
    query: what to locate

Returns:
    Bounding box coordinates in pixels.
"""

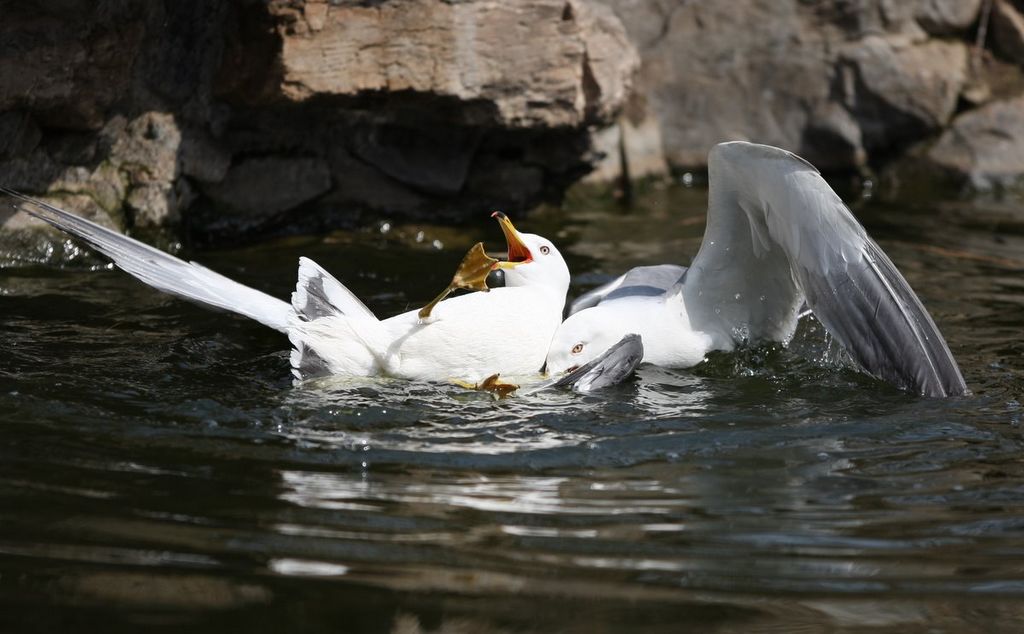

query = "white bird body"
[2,189,570,384]
[290,284,563,382]
[545,141,967,397]
[555,292,712,371]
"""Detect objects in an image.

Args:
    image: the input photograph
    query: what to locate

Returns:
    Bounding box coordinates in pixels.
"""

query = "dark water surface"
[2,184,1024,632]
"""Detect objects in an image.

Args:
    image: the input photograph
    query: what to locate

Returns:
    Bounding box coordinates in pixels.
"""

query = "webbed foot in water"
[452,373,520,398]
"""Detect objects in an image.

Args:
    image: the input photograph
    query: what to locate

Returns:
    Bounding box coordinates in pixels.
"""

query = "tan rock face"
[913,0,984,34]
[268,0,639,128]
[4,0,642,249]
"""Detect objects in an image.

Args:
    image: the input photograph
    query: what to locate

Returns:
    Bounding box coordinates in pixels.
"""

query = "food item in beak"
[418,242,499,320]
[418,212,530,319]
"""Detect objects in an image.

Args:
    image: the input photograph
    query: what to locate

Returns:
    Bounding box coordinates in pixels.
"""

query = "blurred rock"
[202,156,332,224]
[993,0,1024,65]
[106,113,182,185]
[125,183,182,229]
[321,147,426,218]
[0,192,121,233]
[913,0,983,35]
[583,123,624,184]
[621,111,670,179]
[600,1,836,167]
[464,158,546,212]
[839,36,968,150]
[178,128,231,184]
[0,111,41,160]
[45,131,99,165]
[582,105,670,184]
[924,95,1024,190]
[595,0,979,172]
[350,124,481,196]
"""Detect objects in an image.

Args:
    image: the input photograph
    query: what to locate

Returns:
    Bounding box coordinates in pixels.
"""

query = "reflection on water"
[2,183,1024,632]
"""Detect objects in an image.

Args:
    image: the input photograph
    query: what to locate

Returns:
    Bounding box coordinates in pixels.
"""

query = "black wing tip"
[923,372,969,398]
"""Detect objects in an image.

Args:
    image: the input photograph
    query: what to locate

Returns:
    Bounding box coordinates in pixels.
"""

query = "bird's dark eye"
[540,245,551,255]
[571,343,584,354]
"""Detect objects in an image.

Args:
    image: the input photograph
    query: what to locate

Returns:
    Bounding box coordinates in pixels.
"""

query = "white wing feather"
[569,264,687,315]
[680,142,966,397]
[2,188,293,332]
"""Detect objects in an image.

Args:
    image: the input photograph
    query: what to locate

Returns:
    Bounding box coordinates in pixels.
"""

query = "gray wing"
[679,142,966,397]
[2,188,293,332]
[569,264,687,315]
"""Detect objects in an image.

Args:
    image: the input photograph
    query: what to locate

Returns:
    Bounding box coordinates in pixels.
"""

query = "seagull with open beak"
[330,211,571,382]
[4,188,571,385]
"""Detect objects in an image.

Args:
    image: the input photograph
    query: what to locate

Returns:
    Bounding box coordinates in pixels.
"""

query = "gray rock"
[594,0,978,171]
[1,0,642,247]
[126,184,181,229]
[839,36,968,150]
[0,149,65,193]
[913,0,983,35]
[621,110,670,180]
[202,157,332,221]
[582,107,670,184]
[324,148,426,216]
[0,193,121,233]
[582,123,623,184]
[0,111,41,160]
[1,0,1017,251]
[609,1,836,167]
[925,95,1024,190]
[45,132,99,165]
[802,103,868,171]
[106,113,182,185]
[179,129,231,184]
[0,148,126,214]
[464,159,546,212]
[350,124,481,196]
[993,0,1024,66]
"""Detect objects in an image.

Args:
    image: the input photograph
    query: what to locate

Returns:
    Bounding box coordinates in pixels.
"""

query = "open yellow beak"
[491,211,532,270]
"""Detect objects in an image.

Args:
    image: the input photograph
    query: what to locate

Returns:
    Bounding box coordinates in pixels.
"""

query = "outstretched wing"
[679,142,966,397]
[569,264,687,315]
[2,188,293,332]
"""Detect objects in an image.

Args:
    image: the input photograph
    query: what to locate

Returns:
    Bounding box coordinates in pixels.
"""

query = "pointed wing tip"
[928,374,969,399]
[710,141,820,175]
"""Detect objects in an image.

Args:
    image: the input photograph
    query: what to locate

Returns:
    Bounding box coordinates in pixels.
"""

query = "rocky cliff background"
[2,0,1023,248]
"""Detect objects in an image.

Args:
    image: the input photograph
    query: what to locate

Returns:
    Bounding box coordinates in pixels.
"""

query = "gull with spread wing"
[544,141,967,397]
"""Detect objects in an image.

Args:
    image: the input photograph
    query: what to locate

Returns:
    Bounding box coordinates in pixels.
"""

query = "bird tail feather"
[1,187,293,332]
[288,257,389,380]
